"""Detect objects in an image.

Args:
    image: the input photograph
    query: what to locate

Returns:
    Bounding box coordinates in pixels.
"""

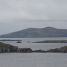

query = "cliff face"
[0,27,67,38]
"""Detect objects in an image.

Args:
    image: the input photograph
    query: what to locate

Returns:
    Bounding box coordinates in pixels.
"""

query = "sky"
[0,0,67,34]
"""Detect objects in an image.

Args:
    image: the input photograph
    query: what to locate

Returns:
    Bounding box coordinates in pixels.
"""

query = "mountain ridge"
[0,27,67,38]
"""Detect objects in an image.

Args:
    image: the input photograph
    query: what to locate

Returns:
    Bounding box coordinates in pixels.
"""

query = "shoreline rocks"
[0,42,67,53]
[46,46,67,53]
[0,42,32,53]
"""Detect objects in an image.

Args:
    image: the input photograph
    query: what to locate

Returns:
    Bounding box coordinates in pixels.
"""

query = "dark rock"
[0,42,32,53]
[33,50,46,53]
[18,48,32,53]
[47,46,67,53]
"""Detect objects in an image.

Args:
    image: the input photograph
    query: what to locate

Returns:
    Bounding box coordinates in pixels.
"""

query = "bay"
[0,37,67,67]
[0,37,67,50]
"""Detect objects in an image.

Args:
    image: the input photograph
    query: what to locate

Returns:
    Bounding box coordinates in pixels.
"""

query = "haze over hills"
[0,27,67,38]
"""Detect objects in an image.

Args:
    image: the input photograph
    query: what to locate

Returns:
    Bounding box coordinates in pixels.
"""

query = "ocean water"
[0,37,67,50]
[0,37,67,67]
[0,53,67,67]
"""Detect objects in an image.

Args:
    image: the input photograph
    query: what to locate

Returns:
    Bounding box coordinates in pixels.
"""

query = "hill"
[0,27,67,38]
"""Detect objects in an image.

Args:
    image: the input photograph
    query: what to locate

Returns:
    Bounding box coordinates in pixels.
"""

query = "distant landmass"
[0,27,67,38]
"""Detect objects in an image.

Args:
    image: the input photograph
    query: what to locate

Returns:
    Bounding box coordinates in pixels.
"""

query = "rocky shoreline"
[33,46,67,53]
[0,42,67,53]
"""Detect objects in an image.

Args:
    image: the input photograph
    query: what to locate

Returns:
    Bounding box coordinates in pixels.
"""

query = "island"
[33,40,67,43]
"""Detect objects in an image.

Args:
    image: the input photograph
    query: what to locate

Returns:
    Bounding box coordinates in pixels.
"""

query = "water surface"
[0,53,67,67]
[0,37,67,67]
[0,37,67,50]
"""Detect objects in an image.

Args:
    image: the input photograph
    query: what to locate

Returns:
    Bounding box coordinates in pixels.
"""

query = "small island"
[33,40,67,43]
[0,42,67,53]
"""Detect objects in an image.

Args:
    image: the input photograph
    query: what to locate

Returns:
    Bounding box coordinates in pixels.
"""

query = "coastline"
[0,42,67,53]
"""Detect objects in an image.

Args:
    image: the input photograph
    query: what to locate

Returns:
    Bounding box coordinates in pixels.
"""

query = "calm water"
[0,37,67,50]
[0,37,67,67]
[0,53,67,67]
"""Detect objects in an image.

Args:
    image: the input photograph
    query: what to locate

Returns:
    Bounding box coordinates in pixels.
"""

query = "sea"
[0,37,67,67]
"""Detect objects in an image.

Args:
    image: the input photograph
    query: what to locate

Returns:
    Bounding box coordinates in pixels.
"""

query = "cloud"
[16,0,67,20]
[0,0,67,21]
[0,0,67,34]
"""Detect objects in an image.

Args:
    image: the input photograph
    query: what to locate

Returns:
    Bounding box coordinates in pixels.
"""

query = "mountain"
[0,27,67,38]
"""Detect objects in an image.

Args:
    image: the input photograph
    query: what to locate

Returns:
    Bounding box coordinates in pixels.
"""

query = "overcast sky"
[0,0,67,34]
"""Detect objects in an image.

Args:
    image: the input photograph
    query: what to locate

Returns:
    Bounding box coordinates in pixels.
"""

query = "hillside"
[0,27,67,38]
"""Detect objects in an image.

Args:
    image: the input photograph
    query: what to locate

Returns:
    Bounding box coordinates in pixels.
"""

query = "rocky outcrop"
[0,42,32,53]
[18,48,32,53]
[0,42,67,53]
[32,46,67,53]
[0,42,18,53]
[33,50,46,53]
[47,46,67,53]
